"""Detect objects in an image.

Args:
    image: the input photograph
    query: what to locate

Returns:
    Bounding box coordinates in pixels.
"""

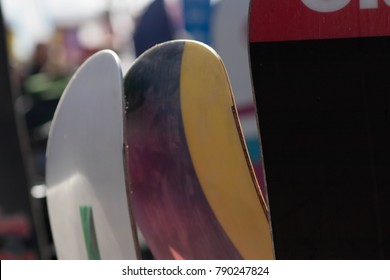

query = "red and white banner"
[250,0,390,42]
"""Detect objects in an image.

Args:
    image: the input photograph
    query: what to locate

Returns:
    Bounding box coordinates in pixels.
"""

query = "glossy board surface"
[46,50,138,259]
[125,40,273,259]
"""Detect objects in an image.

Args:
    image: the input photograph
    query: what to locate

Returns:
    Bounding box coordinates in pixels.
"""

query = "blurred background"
[0,0,261,259]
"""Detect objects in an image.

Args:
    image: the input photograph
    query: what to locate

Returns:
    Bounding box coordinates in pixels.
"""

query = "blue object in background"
[183,0,211,44]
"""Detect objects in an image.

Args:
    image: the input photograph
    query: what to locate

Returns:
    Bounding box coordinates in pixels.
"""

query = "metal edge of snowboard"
[211,0,268,199]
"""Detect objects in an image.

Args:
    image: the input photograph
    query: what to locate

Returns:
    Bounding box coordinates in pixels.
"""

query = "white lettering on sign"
[360,0,379,8]
[301,0,386,12]
[301,0,351,12]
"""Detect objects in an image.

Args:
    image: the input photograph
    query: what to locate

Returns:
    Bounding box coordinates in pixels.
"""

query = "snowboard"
[124,40,273,259]
[249,0,390,259]
[46,50,139,260]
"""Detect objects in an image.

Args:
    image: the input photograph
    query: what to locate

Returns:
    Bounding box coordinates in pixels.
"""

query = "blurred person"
[22,39,70,146]
[27,43,48,76]
[133,0,187,57]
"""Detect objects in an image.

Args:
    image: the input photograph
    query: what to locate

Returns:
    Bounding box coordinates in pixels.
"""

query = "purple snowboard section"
[124,41,241,259]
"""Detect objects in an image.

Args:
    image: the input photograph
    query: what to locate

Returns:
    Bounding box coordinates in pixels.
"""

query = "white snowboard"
[46,50,139,260]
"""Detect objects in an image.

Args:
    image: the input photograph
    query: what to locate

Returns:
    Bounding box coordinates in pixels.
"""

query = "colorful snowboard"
[124,40,273,259]
[250,0,390,259]
[46,50,139,260]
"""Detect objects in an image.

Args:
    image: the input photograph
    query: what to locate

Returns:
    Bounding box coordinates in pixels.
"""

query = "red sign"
[250,0,390,42]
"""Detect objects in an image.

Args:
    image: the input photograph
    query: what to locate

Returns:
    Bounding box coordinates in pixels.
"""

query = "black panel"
[250,37,390,259]
[0,3,31,214]
[1,4,40,259]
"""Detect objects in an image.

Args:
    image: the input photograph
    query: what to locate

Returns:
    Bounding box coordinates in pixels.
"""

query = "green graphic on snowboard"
[80,206,101,260]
